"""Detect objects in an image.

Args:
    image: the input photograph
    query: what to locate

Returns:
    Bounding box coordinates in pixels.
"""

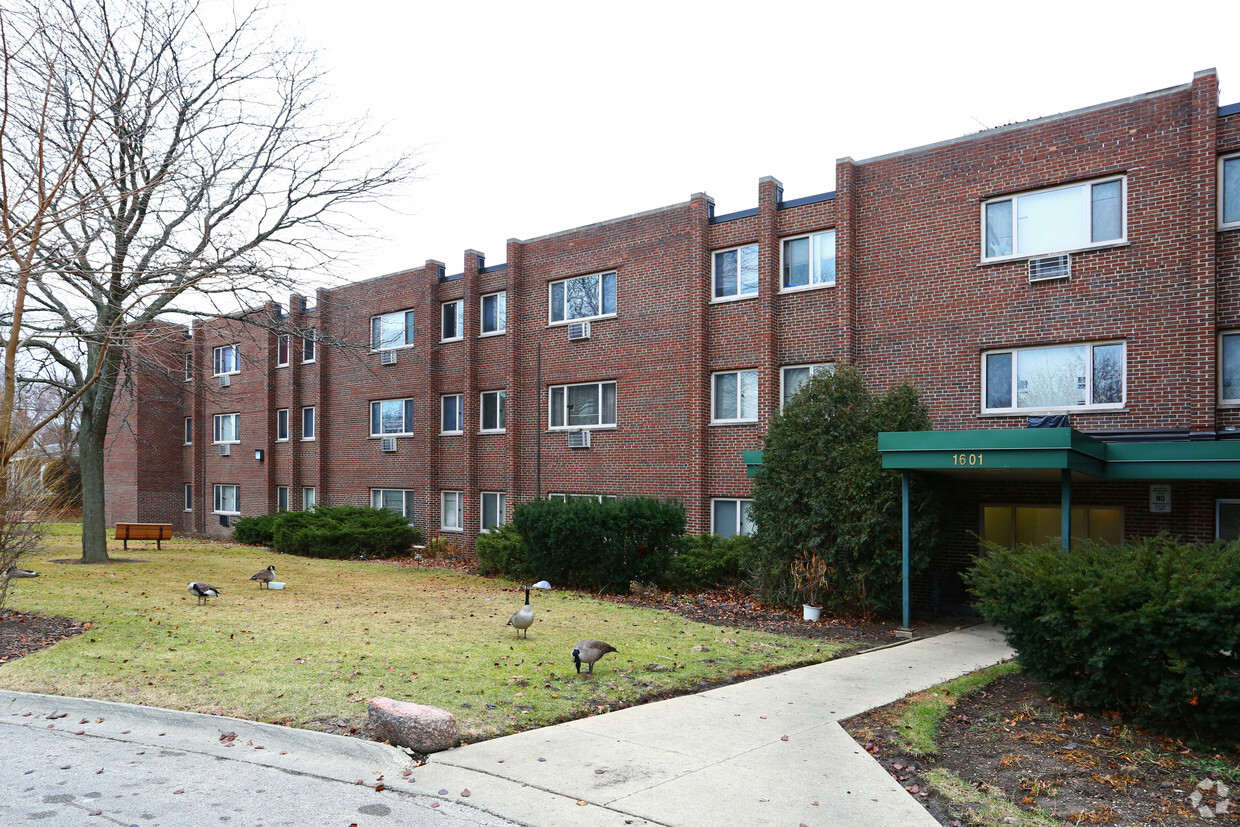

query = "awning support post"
[901,471,912,634]
[1060,468,1072,552]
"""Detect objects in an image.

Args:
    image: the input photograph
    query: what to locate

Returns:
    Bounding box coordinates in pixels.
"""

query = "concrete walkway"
[0,625,1013,826]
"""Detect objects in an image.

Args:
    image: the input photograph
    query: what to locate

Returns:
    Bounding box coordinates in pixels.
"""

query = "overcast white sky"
[283,0,1240,283]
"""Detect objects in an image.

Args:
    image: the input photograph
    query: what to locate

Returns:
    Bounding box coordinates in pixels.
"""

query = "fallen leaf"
[173,789,185,795]
[461,789,471,797]
[781,735,789,741]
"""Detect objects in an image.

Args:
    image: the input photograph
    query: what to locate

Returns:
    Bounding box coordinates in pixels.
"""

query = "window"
[713,244,759,300]
[213,413,240,443]
[1222,332,1240,404]
[481,292,506,335]
[371,310,415,350]
[982,505,1123,548]
[276,409,289,442]
[301,406,316,440]
[213,344,240,376]
[983,176,1125,260]
[302,330,316,363]
[549,381,617,429]
[713,370,758,423]
[302,487,316,511]
[441,395,463,434]
[183,417,193,445]
[1220,154,1240,229]
[781,364,833,409]
[549,270,617,324]
[781,230,836,290]
[481,492,506,531]
[1217,499,1240,541]
[184,483,193,512]
[480,390,506,432]
[371,489,416,522]
[568,493,618,503]
[213,484,240,515]
[441,490,463,531]
[983,341,1125,413]
[370,398,415,437]
[441,300,463,341]
[183,352,192,381]
[712,498,755,537]
[277,486,289,512]
[276,335,290,367]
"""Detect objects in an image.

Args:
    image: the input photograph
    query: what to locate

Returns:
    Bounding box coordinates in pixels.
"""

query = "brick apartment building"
[106,69,1240,606]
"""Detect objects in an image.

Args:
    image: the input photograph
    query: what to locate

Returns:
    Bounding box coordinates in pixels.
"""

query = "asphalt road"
[0,724,516,827]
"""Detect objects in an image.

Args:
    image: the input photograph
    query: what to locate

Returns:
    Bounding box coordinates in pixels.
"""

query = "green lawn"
[1,526,849,741]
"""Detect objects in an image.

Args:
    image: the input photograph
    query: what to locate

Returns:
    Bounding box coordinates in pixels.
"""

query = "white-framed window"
[183,352,192,381]
[184,483,193,512]
[441,300,463,342]
[301,406,316,441]
[549,270,617,324]
[781,230,836,290]
[371,488,416,522]
[1220,153,1240,230]
[481,292,506,335]
[371,309,415,350]
[277,486,289,512]
[370,398,415,437]
[276,409,289,442]
[302,487,316,511]
[983,176,1126,261]
[480,390,506,432]
[548,493,567,501]
[276,334,290,367]
[213,413,240,444]
[301,330,316,363]
[712,369,759,423]
[1217,499,1240,541]
[713,243,759,300]
[1222,332,1240,404]
[481,492,506,531]
[983,341,1126,413]
[213,483,240,515]
[712,498,755,537]
[568,493,618,503]
[441,490,463,531]
[781,363,833,409]
[183,417,193,445]
[982,504,1123,548]
[441,394,463,434]
[213,344,240,376]
[549,381,617,429]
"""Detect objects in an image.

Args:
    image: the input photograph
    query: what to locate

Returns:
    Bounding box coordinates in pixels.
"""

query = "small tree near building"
[747,366,940,616]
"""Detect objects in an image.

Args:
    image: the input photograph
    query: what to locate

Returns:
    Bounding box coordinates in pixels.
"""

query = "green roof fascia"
[1102,440,1240,479]
[877,429,1107,476]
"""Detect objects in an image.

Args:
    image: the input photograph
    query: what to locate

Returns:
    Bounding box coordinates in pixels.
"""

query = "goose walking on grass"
[572,640,617,674]
[507,580,551,639]
[187,582,221,605]
[250,565,276,588]
[3,566,39,579]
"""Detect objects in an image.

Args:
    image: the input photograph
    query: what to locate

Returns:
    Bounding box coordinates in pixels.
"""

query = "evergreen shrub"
[270,506,422,559]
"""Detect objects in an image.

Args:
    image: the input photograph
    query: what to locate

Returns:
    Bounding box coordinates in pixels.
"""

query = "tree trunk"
[78,389,111,564]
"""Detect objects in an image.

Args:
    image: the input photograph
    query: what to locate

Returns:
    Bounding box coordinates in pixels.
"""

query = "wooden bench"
[114,523,173,550]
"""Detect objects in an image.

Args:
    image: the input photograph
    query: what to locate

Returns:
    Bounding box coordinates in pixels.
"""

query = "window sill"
[978,406,1126,417]
[978,240,1130,266]
[183,508,193,513]
[439,431,463,437]
[1220,223,1240,232]
[779,281,835,295]
[301,360,316,365]
[275,438,289,443]
[276,363,290,369]
[548,425,618,432]
[212,372,241,378]
[710,419,759,426]
[212,441,241,446]
[478,330,506,338]
[369,434,414,439]
[440,527,464,534]
[547,313,617,328]
[300,437,316,442]
[440,337,464,344]
[369,344,415,354]
[213,512,241,517]
[479,429,506,435]
[710,293,759,305]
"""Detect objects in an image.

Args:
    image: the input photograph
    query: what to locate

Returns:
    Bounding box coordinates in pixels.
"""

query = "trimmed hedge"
[232,514,277,545]
[965,535,1240,746]
[268,506,423,560]
[511,496,683,592]
[476,523,531,579]
[662,533,748,592]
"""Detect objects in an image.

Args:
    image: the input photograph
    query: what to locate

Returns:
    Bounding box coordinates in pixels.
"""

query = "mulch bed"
[0,609,88,665]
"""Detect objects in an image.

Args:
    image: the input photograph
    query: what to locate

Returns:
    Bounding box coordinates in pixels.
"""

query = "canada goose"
[250,565,276,588]
[571,640,617,674]
[3,566,39,579]
[507,580,550,639]
[187,582,221,605]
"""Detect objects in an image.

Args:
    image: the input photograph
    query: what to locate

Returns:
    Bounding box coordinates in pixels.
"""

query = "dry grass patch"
[1,527,849,741]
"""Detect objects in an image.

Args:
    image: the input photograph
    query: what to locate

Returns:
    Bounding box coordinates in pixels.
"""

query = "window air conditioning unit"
[567,429,591,449]
[219,373,231,387]
[1028,253,1071,283]
[219,443,230,457]
[380,437,398,452]
[380,350,397,366]
[567,321,591,341]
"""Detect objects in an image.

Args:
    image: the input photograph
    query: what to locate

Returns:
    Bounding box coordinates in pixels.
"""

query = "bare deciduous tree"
[1,0,418,562]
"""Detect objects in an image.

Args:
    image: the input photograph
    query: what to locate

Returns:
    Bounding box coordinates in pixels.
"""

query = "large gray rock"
[367,697,458,753]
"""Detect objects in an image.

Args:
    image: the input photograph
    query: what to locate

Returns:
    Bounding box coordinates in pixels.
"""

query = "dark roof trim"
[779,190,836,209]
[1220,101,1240,117]
[709,207,759,224]
[480,263,508,275]
[440,271,464,283]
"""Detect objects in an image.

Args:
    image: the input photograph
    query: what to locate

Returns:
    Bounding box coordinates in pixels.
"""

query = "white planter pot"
[802,604,822,622]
